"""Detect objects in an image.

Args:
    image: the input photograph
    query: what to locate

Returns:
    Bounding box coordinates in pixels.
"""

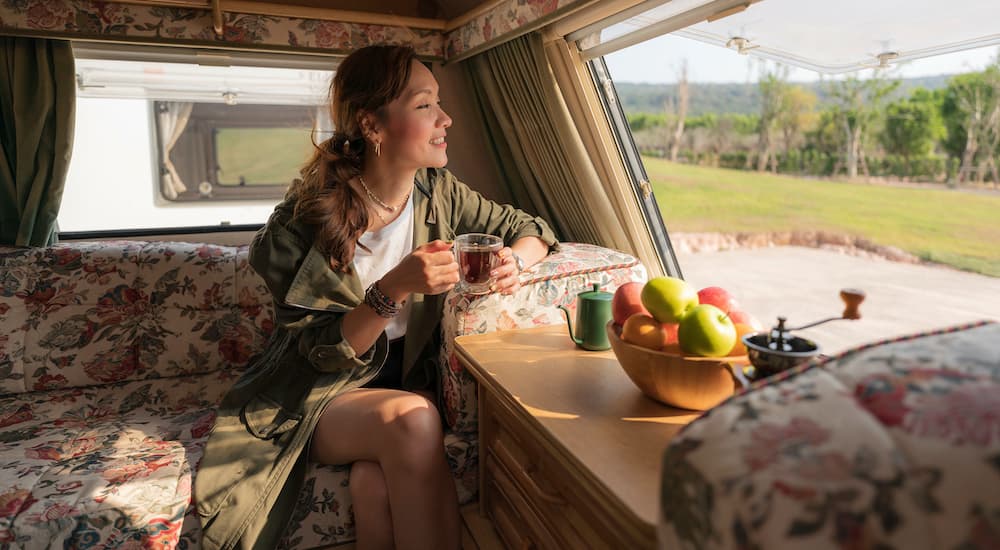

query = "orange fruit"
[728,323,756,356]
[621,314,667,351]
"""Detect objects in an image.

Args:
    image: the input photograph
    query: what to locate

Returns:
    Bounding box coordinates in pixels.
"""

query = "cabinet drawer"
[482,393,620,549]
[484,452,560,550]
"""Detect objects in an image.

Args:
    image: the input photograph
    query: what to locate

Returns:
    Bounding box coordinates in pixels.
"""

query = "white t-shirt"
[353,193,414,340]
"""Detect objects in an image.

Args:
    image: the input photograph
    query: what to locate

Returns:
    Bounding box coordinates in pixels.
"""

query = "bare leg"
[311,388,460,550]
[350,460,393,550]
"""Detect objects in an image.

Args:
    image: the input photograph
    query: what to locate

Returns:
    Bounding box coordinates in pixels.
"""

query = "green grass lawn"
[216,128,312,186]
[643,157,1000,277]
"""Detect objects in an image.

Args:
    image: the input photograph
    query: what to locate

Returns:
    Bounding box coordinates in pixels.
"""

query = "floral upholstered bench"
[658,321,1000,549]
[0,241,271,548]
[0,240,644,549]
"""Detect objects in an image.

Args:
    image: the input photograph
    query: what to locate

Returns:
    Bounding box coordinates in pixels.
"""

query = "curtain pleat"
[158,101,194,200]
[465,33,630,251]
[0,37,75,247]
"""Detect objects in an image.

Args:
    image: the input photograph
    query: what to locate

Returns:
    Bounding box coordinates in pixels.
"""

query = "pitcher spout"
[558,305,583,346]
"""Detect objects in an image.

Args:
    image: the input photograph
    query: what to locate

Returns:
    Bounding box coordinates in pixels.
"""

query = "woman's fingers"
[490,250,521,295]
[384,240,459,297]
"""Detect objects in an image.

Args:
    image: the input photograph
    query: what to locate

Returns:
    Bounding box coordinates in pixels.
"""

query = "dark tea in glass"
[454,233,502,294]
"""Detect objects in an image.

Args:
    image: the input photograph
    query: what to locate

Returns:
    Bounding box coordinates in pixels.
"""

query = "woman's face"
[375,60,452,171]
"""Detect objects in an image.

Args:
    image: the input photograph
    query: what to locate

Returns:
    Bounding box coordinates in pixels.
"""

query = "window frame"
[585,56,684,278]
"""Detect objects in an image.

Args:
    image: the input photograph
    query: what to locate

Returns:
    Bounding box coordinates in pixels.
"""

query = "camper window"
[155,102,321,201]
[58,49,333,233]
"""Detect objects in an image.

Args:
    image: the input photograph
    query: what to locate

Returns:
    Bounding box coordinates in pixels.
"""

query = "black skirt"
[363,337,405,390]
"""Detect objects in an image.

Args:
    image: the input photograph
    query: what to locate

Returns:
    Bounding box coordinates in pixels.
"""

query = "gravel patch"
[671,231,923,264]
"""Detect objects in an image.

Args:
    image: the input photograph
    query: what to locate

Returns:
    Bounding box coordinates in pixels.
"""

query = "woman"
[195,45,557,550]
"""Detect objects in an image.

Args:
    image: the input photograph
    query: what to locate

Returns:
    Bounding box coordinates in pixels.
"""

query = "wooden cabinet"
[454,326,701,550]
[480,391,622,549]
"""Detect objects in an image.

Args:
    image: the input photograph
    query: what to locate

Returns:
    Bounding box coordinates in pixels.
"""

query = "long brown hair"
[289,45,417,272]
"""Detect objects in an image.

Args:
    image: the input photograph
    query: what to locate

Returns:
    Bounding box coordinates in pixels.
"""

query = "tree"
[880,88,944,176]
[777,85,818,158]
[807,109,844,157]
[942,63,1000,184]
[666,60,689,163]
[627,112,667,132]
[706,115,734,167]
[826,74,900,178]
[750,66,790,172]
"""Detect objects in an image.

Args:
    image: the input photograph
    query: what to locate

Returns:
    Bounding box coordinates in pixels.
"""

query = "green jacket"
[194,168,558,550]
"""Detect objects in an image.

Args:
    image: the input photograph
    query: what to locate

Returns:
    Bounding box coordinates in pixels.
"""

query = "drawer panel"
[482,393,622,550]
[485,452,560,550]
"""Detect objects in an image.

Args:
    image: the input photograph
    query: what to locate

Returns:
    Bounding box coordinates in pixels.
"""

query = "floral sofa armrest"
[439,242,647,432]
[658,320,1000,550]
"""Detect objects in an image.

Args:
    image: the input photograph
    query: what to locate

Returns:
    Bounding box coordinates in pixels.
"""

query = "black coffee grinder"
[742,288,866,379]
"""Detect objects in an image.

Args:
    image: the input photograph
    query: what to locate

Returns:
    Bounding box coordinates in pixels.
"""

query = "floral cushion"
[0,241,272,396]
[659,321,1000,550]
[440,242,647,433]
[0,373,228,547]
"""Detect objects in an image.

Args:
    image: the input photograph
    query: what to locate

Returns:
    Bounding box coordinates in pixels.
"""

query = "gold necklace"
[369,204,389,226]
[358,175,410,212]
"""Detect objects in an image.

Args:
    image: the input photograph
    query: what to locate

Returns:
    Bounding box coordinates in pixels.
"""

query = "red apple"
[662,322,679,345]
[661,322,680,353]
[727,310,764,331]
[612,282,650,326]
[697,286,740,313]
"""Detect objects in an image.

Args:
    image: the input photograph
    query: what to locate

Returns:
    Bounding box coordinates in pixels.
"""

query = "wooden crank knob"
[840,288,865,320]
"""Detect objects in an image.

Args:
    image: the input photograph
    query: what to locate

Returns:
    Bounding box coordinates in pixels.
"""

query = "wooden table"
[454,324,701,550]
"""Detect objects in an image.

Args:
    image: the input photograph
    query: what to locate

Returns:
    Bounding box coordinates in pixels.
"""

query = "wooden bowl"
[606,321,749,411]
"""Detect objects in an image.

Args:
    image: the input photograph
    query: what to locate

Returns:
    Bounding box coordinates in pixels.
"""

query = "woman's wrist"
[510,236,550,270]
[377,271,411,303]
[364,281,403,318]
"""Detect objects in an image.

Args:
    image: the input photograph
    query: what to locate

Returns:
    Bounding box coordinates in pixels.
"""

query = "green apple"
[678,304,737,357]
[641,276,698,323]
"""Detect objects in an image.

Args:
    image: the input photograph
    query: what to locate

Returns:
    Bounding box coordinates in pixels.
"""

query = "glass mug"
[453,233,503,295]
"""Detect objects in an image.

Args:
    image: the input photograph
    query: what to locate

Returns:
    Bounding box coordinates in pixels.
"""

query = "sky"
[605,34,1000,85]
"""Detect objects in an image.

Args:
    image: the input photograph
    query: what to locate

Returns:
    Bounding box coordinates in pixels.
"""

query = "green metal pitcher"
[558,283,613,351]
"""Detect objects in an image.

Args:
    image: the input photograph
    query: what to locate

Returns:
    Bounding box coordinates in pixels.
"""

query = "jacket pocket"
[241,393,303,440]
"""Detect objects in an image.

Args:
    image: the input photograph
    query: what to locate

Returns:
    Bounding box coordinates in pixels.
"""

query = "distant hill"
[615,75,953,116]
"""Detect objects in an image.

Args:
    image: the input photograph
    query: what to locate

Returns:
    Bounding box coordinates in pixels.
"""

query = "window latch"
[638,180,652,199]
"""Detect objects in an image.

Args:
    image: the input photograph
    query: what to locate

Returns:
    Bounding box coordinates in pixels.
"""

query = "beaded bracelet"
[365,281,403,318]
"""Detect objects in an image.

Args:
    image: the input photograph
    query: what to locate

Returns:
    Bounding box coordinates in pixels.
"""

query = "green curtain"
[465,32,630,251]
[0,37,75,247]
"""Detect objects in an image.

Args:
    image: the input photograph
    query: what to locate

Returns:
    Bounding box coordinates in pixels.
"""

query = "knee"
[350,461,388,504]
[386,394,442,440]
[383,395,444,468]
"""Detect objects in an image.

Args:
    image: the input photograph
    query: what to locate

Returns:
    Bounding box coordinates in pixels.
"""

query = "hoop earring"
[375,141,381,157]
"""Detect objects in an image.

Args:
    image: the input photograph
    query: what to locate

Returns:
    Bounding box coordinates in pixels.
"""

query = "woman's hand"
[381,240,460,299]
[490,247,522,296]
